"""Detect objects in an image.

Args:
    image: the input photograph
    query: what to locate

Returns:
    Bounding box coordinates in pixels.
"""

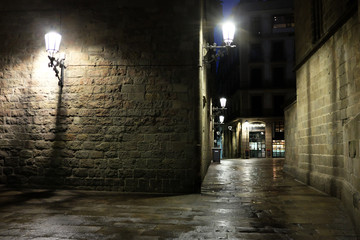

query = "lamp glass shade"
[45,32,62,55]
[219,115,225,124]
[220,97,227,108]
[222,22,235,46]
[244,120,249,127]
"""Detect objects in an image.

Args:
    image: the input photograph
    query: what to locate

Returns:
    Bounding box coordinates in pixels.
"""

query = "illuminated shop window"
[272,14,294,33]
[272,140,285,158]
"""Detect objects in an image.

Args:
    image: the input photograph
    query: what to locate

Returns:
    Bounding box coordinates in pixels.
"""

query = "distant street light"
[244,120,249,128]
[220,97,227,108]
[212,98,227,125]
[219,115,225,124]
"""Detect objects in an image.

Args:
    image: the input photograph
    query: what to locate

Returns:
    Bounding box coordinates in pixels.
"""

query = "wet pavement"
[0,158,358,239]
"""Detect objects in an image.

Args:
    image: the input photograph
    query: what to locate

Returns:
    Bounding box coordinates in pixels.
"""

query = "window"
[273,95,285,116]
[272,140,285,158]
[274,121,284,133]
[273,121,284,140]
[272,14,294,33]
[312,0,323,42]
[249,43,263,62]
[272,67,284,87]
[250,17,261,36]
[271,41,284,61]
[250,68,263,88]
[251,96,263,116]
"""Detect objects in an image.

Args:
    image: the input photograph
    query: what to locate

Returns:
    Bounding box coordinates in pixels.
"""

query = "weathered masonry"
[0,0,217,193]
[285,0,360,231]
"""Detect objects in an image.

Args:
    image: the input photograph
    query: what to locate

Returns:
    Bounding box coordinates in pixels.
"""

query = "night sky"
[214,0,240,47]
[223,0,240,17]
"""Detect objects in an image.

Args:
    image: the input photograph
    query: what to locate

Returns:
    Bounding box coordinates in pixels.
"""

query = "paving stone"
[0,158,358,239]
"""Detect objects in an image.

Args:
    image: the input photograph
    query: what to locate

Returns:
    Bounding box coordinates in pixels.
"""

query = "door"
[249,131,266,158]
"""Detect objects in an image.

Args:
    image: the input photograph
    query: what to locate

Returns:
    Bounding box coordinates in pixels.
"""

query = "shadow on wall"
[46,86,69,186]
[305,60,312,185]
[329,38,340,197]
[0,7,69,187]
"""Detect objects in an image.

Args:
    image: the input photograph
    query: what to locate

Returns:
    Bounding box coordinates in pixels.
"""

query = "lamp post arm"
[203,42,236,50]
[47,55,66,87]
[203,43,236,64]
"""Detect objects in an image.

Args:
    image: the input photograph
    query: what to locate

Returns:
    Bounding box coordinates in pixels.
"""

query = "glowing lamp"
[203,21,236,63]
[219,115,225,124]
[222,21,235,46]
[244,120,249,127]
[45,32,62,56]
[44,31,65,87]
[220,98,227,108]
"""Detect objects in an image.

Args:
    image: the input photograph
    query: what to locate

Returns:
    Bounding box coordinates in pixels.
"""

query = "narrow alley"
[0,158,357,239]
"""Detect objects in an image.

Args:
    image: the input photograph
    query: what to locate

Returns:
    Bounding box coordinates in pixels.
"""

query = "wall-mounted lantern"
[219,115,225,124]
[45,32,65,87]
[213,97,227,125]
[222,21,236,47]
[203,21,236,63]
[244,120,249,127]
[220,97,227,109]
[213,97,227,111]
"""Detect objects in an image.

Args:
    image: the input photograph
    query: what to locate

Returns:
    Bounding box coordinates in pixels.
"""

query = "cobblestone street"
[0,158,358,239]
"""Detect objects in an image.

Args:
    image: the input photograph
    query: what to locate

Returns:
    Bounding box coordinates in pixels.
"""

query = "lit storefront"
[223,118,285,159]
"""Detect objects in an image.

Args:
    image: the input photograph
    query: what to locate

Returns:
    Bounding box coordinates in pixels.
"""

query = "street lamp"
[45,31,66,87]
[244,120,249,128]
[219,115,225,124]
[220,97,227,109]
[203,21,236,63]
[213,97,227,111]
[45,32,62,56]
[222,21,236,47]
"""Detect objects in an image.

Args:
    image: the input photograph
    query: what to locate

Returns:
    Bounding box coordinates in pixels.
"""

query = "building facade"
[0,0,221,193]
[217,0,296,159]
[285,0,360,231]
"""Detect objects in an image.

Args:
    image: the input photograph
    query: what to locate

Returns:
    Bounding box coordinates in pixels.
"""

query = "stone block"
[75,151,89,159]
[134,169,156,178]
[80,159,94,168]
[137,179,150,192]
[124,178,137,191]
[7,174,28,185]
[105,151,118,158]
[73,168,89,178]
[105,169,118,178]
[108,159,122,169]
[104,178,123,187]
[89,151,104,159]
[149,179,163,192]
[5,158,19,167]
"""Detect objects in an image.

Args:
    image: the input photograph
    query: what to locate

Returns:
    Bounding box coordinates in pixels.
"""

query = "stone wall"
[284,102,298,172]
[0,0,204,193]
[285,0,360,230]
[294,0,357,64]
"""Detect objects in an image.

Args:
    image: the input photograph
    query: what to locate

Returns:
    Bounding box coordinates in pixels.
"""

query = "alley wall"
[285,0,360,230]
[0,0,203,193]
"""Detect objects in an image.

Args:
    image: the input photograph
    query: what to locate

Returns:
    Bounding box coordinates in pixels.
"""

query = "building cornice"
[294,4,358,72]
